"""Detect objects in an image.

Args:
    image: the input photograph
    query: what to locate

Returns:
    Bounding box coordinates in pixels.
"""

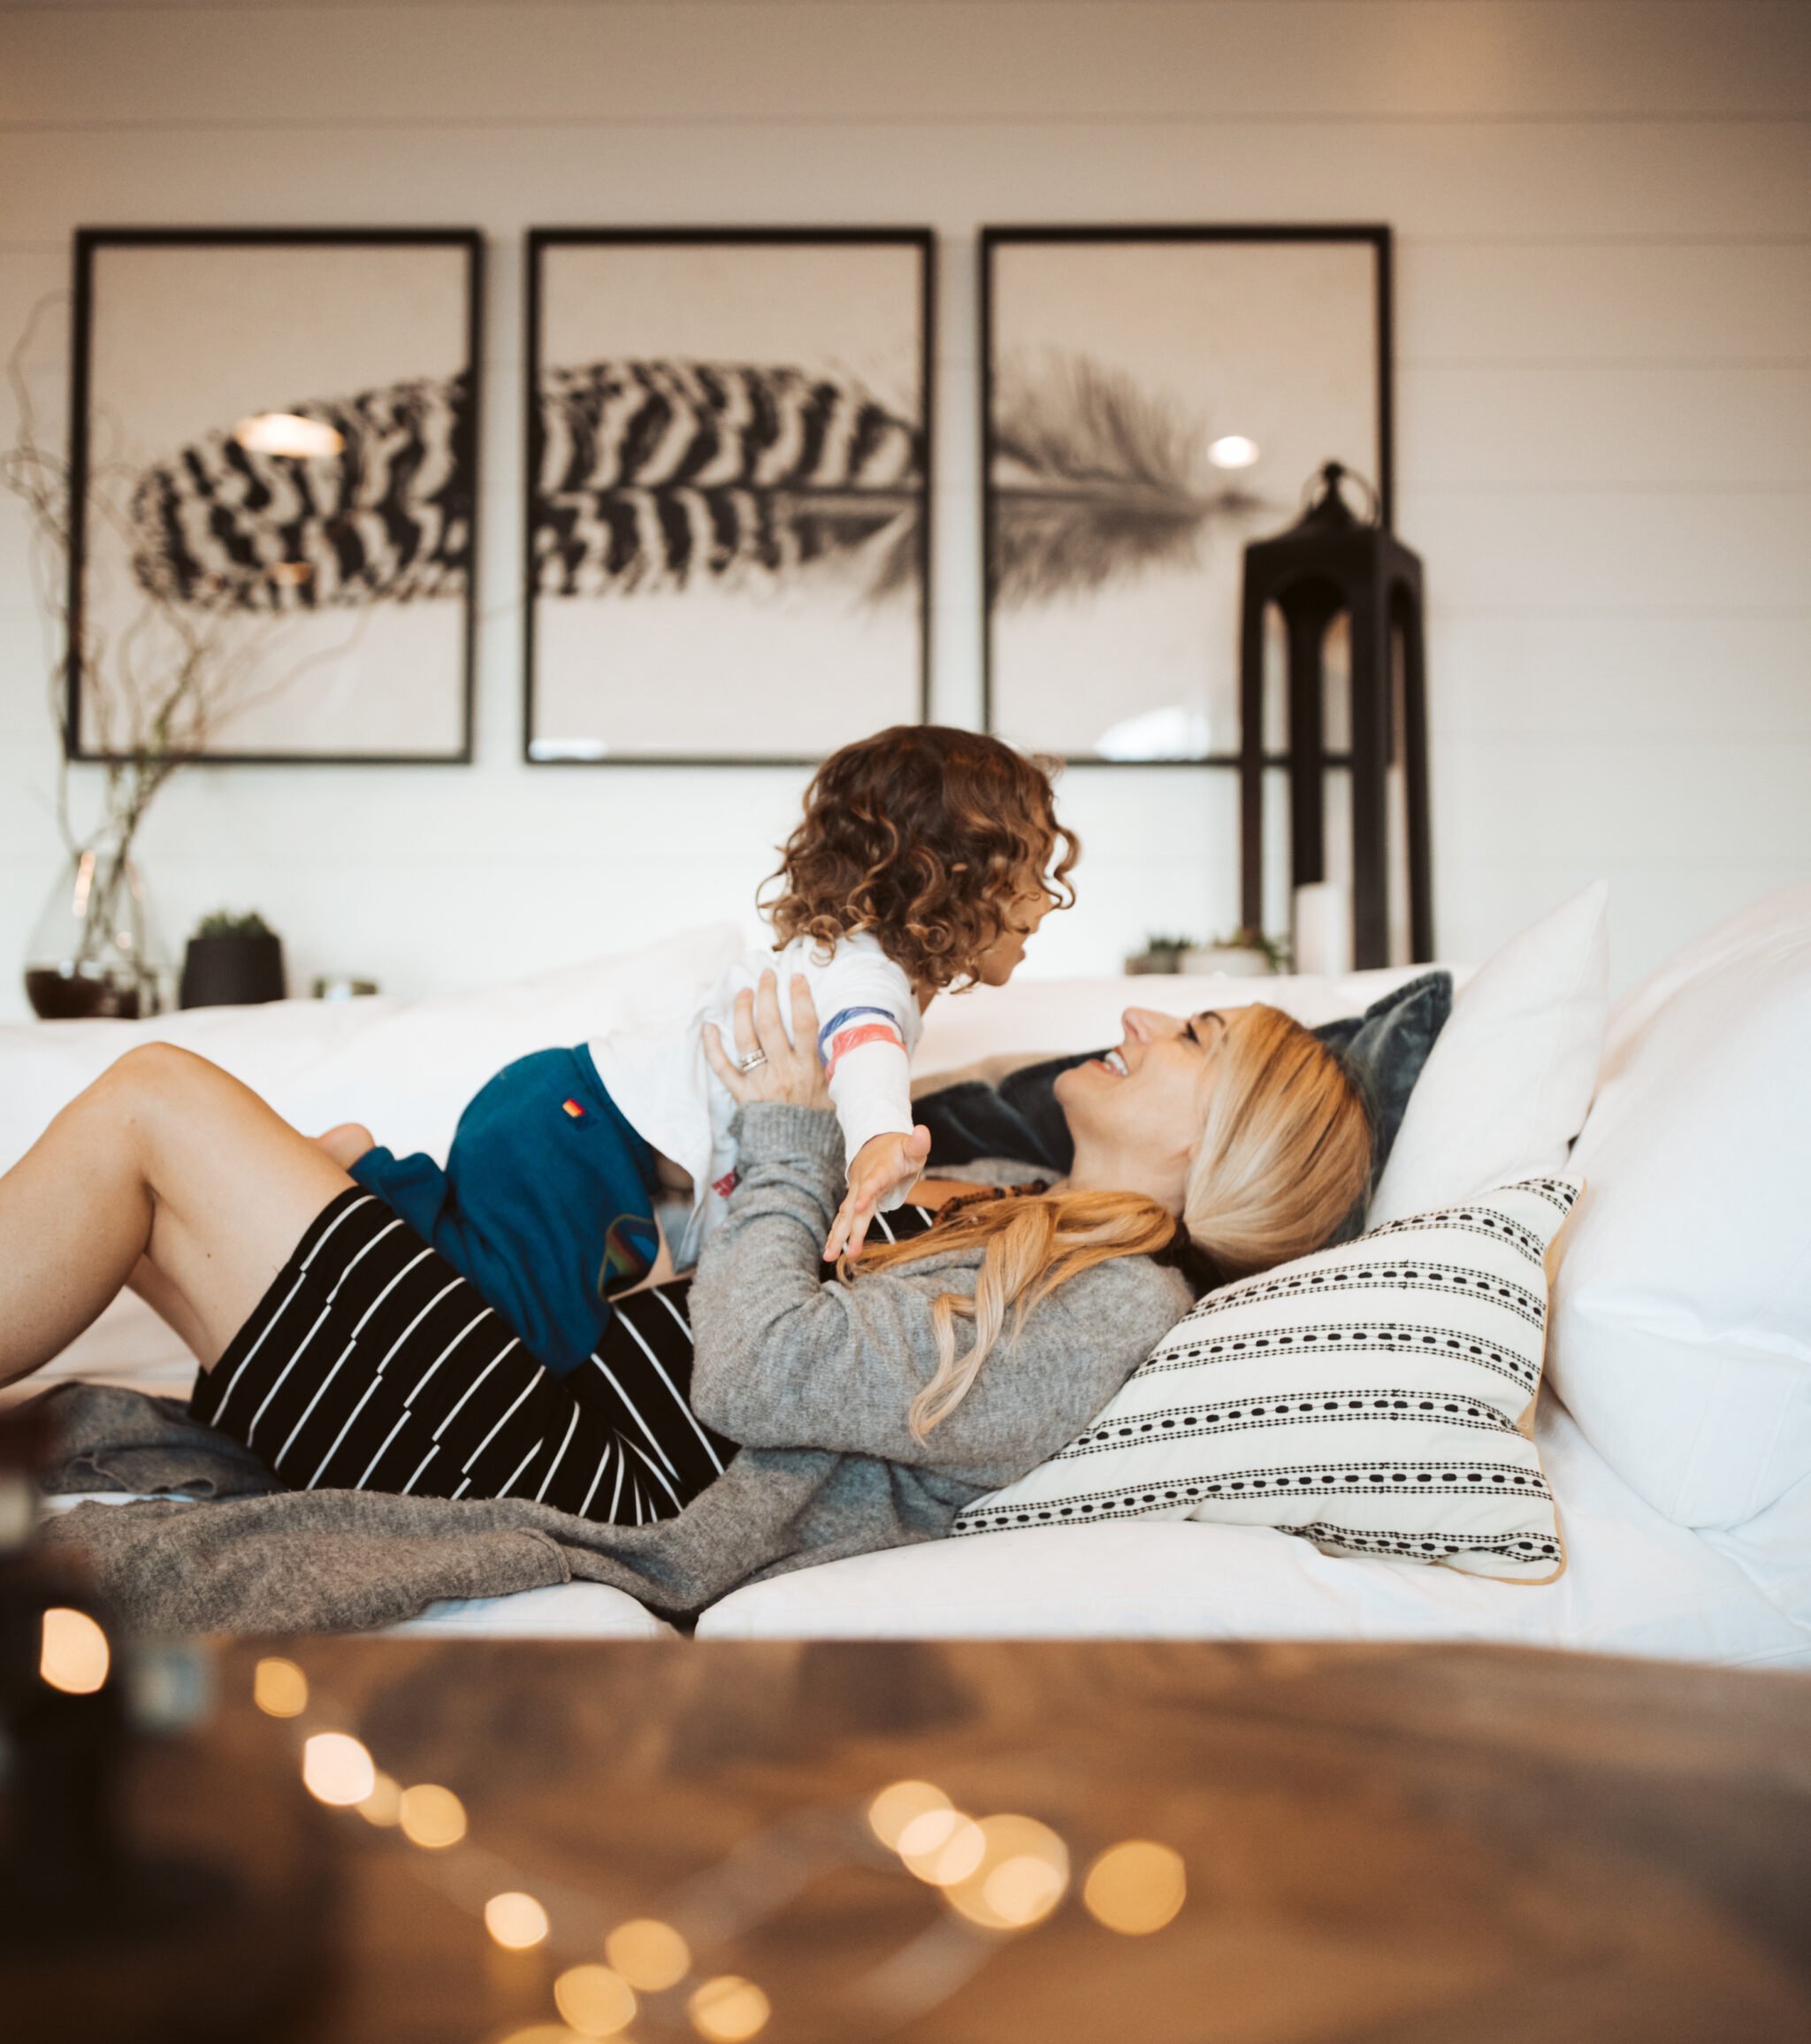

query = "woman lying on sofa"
[0,975,1370,1615]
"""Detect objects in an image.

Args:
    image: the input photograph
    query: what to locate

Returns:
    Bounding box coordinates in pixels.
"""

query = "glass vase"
[23,838,170,1021]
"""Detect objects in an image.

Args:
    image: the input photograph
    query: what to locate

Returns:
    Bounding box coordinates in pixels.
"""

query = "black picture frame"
[66,226,485,767]
[980,224,1393,770]
[523,226,935,768]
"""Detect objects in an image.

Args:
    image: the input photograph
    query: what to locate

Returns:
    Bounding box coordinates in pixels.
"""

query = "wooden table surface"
[142,1639,1811,2043]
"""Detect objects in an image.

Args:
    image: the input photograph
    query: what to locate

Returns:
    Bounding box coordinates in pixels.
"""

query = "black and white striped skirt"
[190,1189,734,1525]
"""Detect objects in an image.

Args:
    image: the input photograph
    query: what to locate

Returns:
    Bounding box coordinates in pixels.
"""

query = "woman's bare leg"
[126,1254,211,1361]
[0,1043,355,1387]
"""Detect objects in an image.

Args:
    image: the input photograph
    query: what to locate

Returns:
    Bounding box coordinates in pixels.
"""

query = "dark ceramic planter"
[179,933,286,1009]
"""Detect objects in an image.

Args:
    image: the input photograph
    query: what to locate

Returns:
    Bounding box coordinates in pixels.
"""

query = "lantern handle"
[1302,461,1381,528]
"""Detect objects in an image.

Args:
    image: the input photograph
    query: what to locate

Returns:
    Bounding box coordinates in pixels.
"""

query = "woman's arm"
[688,1099,1188,1483]
[692,970,1188,1483]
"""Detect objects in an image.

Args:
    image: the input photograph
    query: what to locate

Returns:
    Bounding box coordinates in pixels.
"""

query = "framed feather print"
[524,228,934,765]
[68,227,481,764]
[982,226,1391,764]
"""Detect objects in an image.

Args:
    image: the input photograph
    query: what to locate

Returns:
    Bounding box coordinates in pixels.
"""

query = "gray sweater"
[37,1104,1190,1632]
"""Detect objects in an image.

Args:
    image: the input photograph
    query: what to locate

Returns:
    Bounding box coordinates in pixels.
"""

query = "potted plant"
[1126,928,1291,976]
[1178,927,1292,977]
[180,910,287,1009]
[1124,933,1195,976]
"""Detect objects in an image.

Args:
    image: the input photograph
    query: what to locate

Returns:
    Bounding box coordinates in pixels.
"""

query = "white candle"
[1293,881,1353,977]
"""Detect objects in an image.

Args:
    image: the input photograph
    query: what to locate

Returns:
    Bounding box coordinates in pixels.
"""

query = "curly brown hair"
[761,725,1079,991]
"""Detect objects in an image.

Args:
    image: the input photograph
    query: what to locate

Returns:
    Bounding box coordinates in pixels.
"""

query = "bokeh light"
[302,1732,376,1807]
[485,1891,551,1950]
[867,1779,950,1849]
[554,1963,638,2036]
[253,1655,309,1718]
[492,2029,583,2044]
[1207,433,1261,469]
[940,1814,1071,1930]
[1082,1840,1187,1934]
[234,411,345,459]
[606,1918,691,1991]
[399,1781,468,1849]
[687,1974,771,2041]
[898,1807,987,1887]
[358,1772,403,1827]
[39,1608,109,1695]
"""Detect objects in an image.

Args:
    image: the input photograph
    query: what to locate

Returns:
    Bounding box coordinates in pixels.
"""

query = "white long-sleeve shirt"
[588,930,923,1264]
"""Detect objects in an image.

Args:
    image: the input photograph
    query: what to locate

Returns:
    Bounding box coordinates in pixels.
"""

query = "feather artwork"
[531,359,924,603]
[990,350,1267,608]
[127,373,474,611]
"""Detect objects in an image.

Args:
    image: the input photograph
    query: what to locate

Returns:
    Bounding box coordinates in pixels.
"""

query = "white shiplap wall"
[1,0,1807,1016]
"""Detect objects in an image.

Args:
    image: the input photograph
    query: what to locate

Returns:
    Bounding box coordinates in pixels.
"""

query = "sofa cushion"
[698,1402,1808,1669]
[1548,882,1811,1529]
[956,1177,1578,1583]
[1369,882,1608,1226]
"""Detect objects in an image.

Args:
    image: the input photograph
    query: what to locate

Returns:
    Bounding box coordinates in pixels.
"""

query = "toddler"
[331,725,1076,1378]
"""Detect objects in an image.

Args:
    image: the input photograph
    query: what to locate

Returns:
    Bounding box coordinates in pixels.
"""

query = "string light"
[398,1782,468,1849]
[38,1607,109,1695]
[940,1814,1069,1931]
[897,1807,986,1887]
[867,1779,950,1849]
[687,1974,771,2042]
[358,1772,403,1827]
[553,1963,637,2037]
[253,1655,309,1718]
[257,1669,1190,2033]
[486,1891,552,1950]
[302,1731,377,1807]
[605,1918,691,1991]
[1082,1841,1187,1934]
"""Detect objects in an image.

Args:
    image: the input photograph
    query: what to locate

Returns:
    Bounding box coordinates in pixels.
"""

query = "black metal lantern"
[1237,463,1433,968]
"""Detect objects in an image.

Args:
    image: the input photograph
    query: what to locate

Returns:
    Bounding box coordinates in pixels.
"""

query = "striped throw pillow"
[955,1176,1579,1583]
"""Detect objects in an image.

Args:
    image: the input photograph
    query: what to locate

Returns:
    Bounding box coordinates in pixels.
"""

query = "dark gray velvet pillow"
[915,970,1453,1202]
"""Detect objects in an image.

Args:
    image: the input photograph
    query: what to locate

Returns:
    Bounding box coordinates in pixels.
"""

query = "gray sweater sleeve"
[688,1103,1192,1488]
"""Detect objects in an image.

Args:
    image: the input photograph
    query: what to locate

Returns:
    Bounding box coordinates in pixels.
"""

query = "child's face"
[970,863,1060,987]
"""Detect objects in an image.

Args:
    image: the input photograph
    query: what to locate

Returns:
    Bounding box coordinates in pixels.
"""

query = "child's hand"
[827,1127,932,1261]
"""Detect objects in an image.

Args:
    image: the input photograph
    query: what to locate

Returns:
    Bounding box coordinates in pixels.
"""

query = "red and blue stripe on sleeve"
[817,1004,907,1083]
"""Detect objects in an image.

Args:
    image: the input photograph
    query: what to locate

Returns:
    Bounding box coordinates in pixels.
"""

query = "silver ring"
[735,1050,768,1074]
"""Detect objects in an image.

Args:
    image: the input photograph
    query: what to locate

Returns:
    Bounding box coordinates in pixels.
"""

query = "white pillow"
[956,1177,1579,1583]
[1367,883,1608,1226]
[1548,881,1811,1530]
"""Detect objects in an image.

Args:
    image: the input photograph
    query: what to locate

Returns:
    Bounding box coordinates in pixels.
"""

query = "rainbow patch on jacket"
[597,1211,659,1300]
[817,1004,906,1083]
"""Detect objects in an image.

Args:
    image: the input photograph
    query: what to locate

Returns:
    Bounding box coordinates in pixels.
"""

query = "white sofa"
[8,895,1807,1669]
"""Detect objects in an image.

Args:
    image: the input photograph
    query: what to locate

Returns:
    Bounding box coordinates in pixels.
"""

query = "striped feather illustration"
[125,356,925,611]
[128,373,474,612]
[531,359,924,601]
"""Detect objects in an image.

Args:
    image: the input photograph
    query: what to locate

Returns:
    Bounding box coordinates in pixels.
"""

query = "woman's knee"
[89,1043,238,1140]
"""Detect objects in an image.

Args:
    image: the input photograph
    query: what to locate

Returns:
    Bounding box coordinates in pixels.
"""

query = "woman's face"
[1054,1006,1236,1192]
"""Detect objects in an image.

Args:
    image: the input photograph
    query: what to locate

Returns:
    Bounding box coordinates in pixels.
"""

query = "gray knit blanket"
[27,1381,861,1635]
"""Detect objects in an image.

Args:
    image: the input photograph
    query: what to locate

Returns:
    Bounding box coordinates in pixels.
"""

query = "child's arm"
[814,975,925,1257]
[826,1125,933,1261]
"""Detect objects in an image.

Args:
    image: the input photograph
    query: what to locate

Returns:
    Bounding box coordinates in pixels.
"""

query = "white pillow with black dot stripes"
[956,1176,1580,1583]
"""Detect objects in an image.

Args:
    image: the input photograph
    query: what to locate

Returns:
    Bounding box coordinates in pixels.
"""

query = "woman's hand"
[702,972,831,1112]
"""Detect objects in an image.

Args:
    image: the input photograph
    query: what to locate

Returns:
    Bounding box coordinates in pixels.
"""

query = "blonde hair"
[854,1005,1372,1440]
